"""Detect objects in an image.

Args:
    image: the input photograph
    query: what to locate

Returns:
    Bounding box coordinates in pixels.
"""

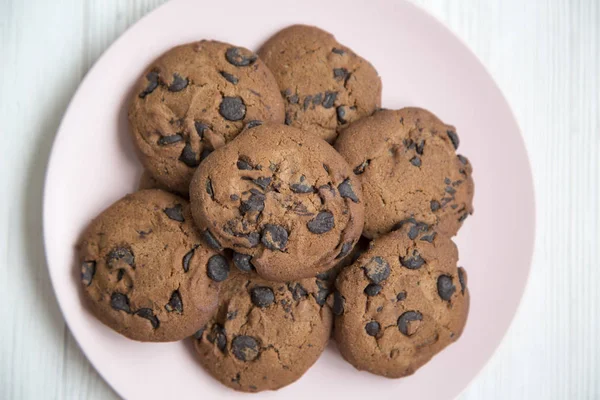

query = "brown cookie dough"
[77,189,229,342]
[193,270,332,392]
[189,122,365,282]
[335,107,474,238]
[258,25,381,143]
[332,225,469,378]
[129,41,285,194]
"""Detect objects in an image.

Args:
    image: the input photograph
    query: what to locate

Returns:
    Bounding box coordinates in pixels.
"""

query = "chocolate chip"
[251,286,275,308]
[107,247,134,268]
[179,142,199,167]
[333,68,349,81]
[245,232,260,248]
[312,93,323,106]
[420,232,437,243]
[400,249,426,270]
[307,211,335,234]
[208,324,227,352]
[332,47,345,55]
[396,291,407,301]
[303,95,312,110]
[219,96,246,121]
[314,280,329,306]
[336,241,354,259]
[168,73,188,92]
[232,336,260,361]
[458,212,469,223]
[332,291,345,316]
[336,106,347,124]
[219,70,239,84]
[139,71,159,98]
[353,160,370,175]
[398,311,423,336]
[447,130,460,149]
[157,134,183,145]
[135,308,159,329]
[410,156,421,167]
[338,178,359,203]
[81,261,95,286]
[261,224,288,251]
[194,121,210,138]
[233,252,254,272]
[182,247,196,272]
[445,186,456,196]
[110,292,130,313]
[322,91,337,108]
[203,229,222,250]
[288,94,299,104]
[165,290,183,313]
[116,269,125,282]
[416,140,425,155]
[290,176,313,193]
[163,204,185,222]
[365,321,380,336]
[194,326,206,340]
[362,256,390,284]
[205,179,214,200]
[200,147,213,162]
[239,190,265,214]
[444,178,452,185]
[225,47,257,67]
[237,157,254,170]
[288,283,308,301]
[284,112,293,125]
[207,254,229,282]
[406,220,429,240]
[251,177,271,190]
[437,275,456,301]
[364,284,382,296]
[457,154,468,165]
[245,120,262,129]
[458,267,467,294]
[230,194,239,201]
[430,200,441,212]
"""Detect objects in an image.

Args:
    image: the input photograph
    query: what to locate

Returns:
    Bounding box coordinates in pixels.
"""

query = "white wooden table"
[1,0,598,398]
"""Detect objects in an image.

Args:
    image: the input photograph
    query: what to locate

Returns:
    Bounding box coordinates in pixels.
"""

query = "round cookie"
[332,225,469,378]
[77,189,229,342]
[193,270,332,392]
[189,122,365,282]
[129,41,285,194]
[258,25,382,143]
[335,107,474,238]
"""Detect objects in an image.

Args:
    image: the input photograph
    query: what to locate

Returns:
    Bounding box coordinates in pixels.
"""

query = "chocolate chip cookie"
[258,25,381,143]
[332,225,469,378]
[129,41,285,194]
[77,189,228,342]
[189,122,365,282]
[335,107,474,238]
[193,270,332,392]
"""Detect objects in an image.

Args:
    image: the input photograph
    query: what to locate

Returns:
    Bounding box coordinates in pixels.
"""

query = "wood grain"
[0,0,598,398]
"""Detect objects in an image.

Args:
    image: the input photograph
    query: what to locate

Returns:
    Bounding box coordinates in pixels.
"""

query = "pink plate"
[43,0,535,398]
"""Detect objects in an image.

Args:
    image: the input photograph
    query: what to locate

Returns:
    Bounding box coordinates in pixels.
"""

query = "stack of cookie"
[77,25,474,392]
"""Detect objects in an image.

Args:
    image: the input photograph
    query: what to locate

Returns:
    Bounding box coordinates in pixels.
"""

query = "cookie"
[129,41,285,194]
[335,107,474,238]
[193,270,332,392]
[189,122,365,282]
[258,25,381,143]
[332,226,469,378]
[77,189,228,342]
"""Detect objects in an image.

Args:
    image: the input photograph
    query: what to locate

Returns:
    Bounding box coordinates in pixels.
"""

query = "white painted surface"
[0,0,598,399]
